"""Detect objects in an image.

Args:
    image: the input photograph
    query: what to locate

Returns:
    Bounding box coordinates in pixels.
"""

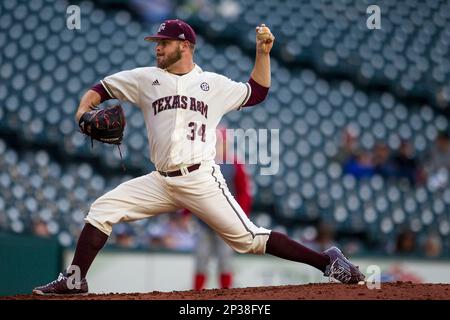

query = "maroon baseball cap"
[144,19,196,44]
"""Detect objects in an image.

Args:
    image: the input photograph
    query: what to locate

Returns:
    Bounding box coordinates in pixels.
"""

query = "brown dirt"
[3,282,450,300]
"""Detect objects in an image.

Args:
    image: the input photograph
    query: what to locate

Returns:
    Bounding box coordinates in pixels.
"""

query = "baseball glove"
[78,104,126,146]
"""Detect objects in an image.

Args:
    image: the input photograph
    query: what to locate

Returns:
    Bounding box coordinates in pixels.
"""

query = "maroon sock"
[69,223,108,279]
[266,231,330,273]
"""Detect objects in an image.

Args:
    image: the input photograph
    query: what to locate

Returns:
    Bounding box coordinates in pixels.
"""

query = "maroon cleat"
[323,247,365,284]
[32,273,89,295]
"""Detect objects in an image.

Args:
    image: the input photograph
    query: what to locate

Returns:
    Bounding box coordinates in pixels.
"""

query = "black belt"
[158,163,201,177]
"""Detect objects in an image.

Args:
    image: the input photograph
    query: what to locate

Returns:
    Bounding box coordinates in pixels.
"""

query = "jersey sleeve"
[218,75,251,114]
[100,69,141,105]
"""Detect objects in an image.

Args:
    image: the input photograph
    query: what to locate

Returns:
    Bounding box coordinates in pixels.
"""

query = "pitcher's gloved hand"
[78,104,126,145]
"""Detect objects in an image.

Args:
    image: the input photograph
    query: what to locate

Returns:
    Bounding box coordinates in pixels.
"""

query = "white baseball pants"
[85,161,271,254]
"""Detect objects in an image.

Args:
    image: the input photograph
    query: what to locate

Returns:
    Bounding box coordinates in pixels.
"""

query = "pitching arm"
[250,24,274,88]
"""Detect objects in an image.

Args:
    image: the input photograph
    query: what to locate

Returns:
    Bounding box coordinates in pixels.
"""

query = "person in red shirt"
[192,127,252,290]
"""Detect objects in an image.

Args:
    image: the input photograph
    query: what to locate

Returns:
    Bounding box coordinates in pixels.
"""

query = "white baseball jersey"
[100,65,251,172]
[87,64,270,256]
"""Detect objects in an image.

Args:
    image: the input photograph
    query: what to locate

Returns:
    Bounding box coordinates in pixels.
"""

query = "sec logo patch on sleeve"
[200,82,210,91]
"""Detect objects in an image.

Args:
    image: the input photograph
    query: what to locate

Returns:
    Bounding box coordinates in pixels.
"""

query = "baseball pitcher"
[33,20,364,295]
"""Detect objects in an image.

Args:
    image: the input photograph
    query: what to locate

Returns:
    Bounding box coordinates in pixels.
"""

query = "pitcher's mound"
[5,282,450,300]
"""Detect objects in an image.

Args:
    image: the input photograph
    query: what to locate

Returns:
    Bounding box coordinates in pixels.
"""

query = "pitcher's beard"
[157,48,182,69]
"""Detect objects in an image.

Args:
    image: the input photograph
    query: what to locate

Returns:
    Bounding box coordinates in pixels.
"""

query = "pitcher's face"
[155,40,182,69]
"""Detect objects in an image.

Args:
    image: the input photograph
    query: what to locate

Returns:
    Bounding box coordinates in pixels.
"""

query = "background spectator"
[305,221,336,253]
[32,218,50,238]
[147,212,196,252]
[423,232,443,258]
[424,131,450,190]
[343,151,375,179]
[373,142,396,179]
[395,229,417,255]
[335,126,359,164]
[393,140,422,185]
[113,224,137,249]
